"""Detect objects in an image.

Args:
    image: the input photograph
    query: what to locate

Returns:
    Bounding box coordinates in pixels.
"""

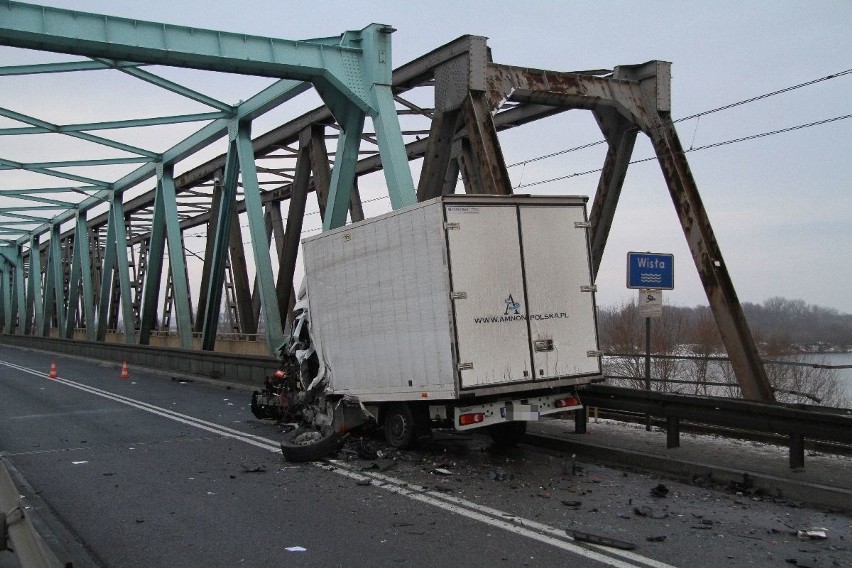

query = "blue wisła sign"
[627,252,674,290]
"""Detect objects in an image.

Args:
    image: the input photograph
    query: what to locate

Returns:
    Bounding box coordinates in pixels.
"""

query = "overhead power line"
[508,68,852,168]
[516,113,852,189]
[674,68,852,123]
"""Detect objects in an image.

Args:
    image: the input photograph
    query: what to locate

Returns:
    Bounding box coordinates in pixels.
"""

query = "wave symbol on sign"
[639,273,663,283]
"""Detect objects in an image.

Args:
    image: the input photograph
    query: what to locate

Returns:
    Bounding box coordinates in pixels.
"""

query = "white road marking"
[0,358,678,568]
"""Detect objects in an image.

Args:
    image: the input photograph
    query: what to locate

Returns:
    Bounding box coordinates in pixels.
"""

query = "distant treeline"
[598,296,852,353]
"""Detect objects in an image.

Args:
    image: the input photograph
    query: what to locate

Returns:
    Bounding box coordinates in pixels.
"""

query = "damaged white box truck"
[269,194,603,460]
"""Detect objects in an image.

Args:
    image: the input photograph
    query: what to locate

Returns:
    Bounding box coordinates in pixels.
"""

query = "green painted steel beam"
[0,223,42,228]
[24,235,41,335]
[0,194,78,207]
[138,170,167,345]
[13,247,25,333]
[200,135,240,350]
[0,107,159,158]
[140,165,192,348]
[361,27,417,211]
[0,247,11,332]
[0,205,76,212]
[19,78,310,246]
[0,186,101,194]
[234,122,283,352]
[94,194,135,342]
[0,157,151,169]
[64,212,93,339]
[0,266,6,332]
[0,2,383,114]
[95,208,116,341]
[1,6,417,245]
[0,246,24,333]
[0,59,142,75]
[0,111,227,135]
[95,59,233,112]
[0,211,54,223]
[0,156,112,187]
[322,108,366,230]
[43,224,64,334]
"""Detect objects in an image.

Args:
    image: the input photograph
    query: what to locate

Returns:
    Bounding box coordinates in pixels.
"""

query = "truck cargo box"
[302,194,602,403]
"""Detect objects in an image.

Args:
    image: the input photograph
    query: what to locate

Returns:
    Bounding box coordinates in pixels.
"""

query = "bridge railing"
[0,334,276,386]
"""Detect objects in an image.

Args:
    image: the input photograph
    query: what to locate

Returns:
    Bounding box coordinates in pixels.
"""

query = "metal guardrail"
[578,384,852,469]
[0,334,277,387]
[4,334,849,471]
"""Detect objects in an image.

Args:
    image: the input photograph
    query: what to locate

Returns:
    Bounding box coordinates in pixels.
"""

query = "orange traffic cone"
[120,361,130,380]
[48,361,57,379]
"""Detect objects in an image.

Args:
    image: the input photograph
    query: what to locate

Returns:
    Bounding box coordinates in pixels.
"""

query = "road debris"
[567,530,637,550]
[240,464,267,473]
[285,546,307,552]
[650,483,669,498]
[796,527,828,540]
[646,535,667,543]
[633,506,669,519]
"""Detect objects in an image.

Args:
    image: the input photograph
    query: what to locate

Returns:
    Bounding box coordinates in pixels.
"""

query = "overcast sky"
[1,1,850,313]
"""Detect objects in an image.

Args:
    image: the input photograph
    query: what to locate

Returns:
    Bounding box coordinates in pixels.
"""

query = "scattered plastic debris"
[797,527,828,540]
[285,546,307,552]
[71,461,88,465]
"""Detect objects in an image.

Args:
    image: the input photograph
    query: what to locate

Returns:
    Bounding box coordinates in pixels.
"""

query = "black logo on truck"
[473,294,568,324]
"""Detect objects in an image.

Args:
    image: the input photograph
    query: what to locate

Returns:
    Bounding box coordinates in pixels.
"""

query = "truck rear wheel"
[487,421,527,447]
[384,403,415,449]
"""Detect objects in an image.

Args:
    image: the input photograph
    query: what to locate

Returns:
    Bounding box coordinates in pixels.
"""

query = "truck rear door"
[445,201,599,390]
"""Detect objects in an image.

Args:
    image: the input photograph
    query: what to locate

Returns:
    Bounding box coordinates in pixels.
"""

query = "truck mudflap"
[454,392,582,431]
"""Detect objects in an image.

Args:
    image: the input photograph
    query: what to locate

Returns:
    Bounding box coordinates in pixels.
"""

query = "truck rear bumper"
[453,391,582,431]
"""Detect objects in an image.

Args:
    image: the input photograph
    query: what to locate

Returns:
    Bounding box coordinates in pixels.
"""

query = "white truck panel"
[519,206,600,378]
[302,195,601,402]
[445,204,532,388]
[303,201,456,397]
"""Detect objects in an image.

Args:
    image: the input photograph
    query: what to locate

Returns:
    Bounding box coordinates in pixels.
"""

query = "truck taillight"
[459,412,485,426]
[555,396,579,408]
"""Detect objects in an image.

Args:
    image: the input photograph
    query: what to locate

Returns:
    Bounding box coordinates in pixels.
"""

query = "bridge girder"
[0,6,774,401]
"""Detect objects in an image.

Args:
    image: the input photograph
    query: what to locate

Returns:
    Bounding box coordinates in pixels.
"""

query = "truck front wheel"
[487,421,528,447]
[384,403,415,449]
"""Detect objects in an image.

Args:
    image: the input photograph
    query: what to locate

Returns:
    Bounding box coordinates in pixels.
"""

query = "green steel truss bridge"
[0,1,775,401]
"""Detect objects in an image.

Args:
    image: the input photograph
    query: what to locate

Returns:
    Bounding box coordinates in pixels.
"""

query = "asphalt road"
[1,345,849,567]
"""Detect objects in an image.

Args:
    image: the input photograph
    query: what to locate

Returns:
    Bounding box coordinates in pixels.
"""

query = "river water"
[805,352,852,404]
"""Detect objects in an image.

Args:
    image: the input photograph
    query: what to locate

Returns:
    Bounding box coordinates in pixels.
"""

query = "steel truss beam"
[0,13,773,403]
[0,1,416,352]
[485,61,773,401]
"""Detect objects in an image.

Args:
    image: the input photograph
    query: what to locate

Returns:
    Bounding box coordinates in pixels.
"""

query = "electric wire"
[507,68,851,168]
[516,113,852,189]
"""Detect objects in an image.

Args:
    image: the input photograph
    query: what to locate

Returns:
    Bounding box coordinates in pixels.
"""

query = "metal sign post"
[628,254,673,431]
